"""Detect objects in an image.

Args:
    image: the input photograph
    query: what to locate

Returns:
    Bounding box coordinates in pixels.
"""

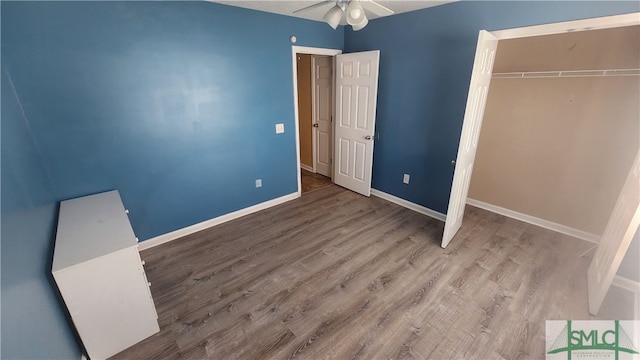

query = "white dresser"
[52,190,159,360]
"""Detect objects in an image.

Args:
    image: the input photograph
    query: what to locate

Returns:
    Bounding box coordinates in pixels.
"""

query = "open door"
[588,152,640,315]
[313,55,333,178]
[442,31,498,248]
[334,50,380,196]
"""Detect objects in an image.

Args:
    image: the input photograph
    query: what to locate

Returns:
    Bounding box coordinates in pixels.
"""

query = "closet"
[468,25,639,238]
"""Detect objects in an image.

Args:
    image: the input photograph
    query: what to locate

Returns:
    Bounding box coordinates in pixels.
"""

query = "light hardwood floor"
[112,184,598,360]
[301,169,332,194]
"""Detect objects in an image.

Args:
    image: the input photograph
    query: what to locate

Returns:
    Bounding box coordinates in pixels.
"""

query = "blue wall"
[345,1,640,213]
[1,2,342,358]
[1,66,81,359]
[2,1,344,241]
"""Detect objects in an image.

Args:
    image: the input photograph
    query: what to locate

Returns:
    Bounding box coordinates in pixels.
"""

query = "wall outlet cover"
[255,179,262,188]
[403,174,410,184]
[275,123,285,134]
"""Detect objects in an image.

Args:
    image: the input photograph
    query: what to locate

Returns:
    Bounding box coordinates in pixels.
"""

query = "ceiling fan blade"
[293,1,334,14]
[360,0,394,16]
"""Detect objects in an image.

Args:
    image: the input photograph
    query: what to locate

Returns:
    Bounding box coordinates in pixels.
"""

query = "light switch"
[275,123,285,134]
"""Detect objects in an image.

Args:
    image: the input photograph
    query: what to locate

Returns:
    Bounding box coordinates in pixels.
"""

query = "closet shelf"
[492,68,640,79]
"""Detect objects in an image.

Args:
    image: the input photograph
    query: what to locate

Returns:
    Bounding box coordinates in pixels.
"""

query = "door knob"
[313,123,319,128]
[365,135,372,140]
[451,160,456,165]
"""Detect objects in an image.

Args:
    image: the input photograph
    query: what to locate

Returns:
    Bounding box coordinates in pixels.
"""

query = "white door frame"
[443,12,640,247]
[292,46,342,196]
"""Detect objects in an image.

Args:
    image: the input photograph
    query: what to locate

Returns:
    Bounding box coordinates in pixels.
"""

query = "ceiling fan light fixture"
[349,8,362,19]
[351,15,368,31]
[346,1,365,25]
[323,5,343,30]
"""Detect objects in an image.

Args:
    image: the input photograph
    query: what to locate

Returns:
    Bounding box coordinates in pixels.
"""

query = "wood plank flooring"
[112,185,597,360]
[301,169,332,193]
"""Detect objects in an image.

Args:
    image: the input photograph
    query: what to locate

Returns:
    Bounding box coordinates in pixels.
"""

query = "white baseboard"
[612,275,640,320]
[139,192,299,250]
[613,275,640,294]
[371,189,446,222]
[300,164,313,172]
[466,198,601,244]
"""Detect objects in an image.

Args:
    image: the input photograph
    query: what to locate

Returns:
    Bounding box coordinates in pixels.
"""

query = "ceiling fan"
[294,0,394,31]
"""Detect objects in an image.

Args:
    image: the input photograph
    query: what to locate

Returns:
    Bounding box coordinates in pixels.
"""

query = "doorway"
[292,46,342,195]
[296,53,334,194]
[293,47,382,197]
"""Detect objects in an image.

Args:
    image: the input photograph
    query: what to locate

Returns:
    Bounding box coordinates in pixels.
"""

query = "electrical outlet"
[255,179,262,188]
[275,123,285,134]
[403,174,410,184]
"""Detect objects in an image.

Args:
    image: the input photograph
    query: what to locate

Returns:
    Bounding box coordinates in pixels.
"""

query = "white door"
[313,56,333,177]
[334,50,380,196]
[442,31,498,248]
[587,152,640,315]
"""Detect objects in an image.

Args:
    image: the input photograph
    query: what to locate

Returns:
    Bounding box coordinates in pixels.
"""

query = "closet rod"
[493,68,640,79]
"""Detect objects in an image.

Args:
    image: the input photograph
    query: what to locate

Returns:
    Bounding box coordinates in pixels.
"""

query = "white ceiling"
[209,1,454,25]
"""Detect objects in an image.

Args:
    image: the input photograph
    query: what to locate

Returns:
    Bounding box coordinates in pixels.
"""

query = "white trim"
[300,164,313,172]
[613,275,640,294]
[612,275,640,320]
[292,46,342,56]
[139,192,299,250]
[466,198,601,244]
[292,46,342,197]
[492,12,640,40]
[371,189,446,222]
